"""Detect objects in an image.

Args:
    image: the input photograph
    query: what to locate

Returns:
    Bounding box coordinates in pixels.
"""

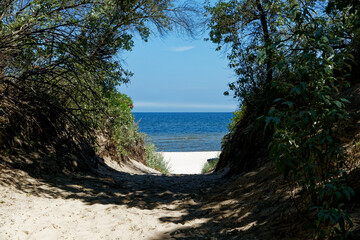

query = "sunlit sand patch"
[161,151,220,174]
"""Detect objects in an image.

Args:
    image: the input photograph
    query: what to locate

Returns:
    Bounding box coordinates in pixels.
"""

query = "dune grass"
[144,142,170,174]
[201,158,219,174]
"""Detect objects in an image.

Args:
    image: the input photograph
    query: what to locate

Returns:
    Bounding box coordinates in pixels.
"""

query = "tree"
[206,0,359,237]
[0,0,197,169]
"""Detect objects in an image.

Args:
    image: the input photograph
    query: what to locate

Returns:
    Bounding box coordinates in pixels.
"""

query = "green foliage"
[0,0,197,165]
[103,91,139,157]
[228,107,245,131]
[265,1,358,237]
[312,177,355,239]
[222,107,245,148]
[201,158,219,174]
[207,0,360,237]
[144,142,170,174]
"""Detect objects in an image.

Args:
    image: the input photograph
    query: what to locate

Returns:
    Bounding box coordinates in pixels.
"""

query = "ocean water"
[133,112,233,152]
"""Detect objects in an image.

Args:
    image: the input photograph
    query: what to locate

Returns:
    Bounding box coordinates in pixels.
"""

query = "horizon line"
[132,111,234,113]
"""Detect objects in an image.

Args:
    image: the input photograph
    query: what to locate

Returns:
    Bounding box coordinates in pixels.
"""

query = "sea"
[133,112,233,152]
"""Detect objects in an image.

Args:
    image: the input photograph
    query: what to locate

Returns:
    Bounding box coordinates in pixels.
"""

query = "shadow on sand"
[0,153,309,239]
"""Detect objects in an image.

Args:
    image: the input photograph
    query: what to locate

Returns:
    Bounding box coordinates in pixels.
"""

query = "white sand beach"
[161,151,220,174]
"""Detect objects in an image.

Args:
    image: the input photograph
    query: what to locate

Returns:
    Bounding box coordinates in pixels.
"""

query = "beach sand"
[161,151,220,174]
[0,152,224,239]
[0,152,294,239]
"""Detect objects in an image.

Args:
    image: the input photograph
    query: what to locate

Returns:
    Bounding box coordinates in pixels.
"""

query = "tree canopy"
[206,0,359,237]
[0,0,197,169]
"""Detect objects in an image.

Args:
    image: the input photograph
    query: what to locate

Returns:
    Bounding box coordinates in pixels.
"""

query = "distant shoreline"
[133,111,233,113]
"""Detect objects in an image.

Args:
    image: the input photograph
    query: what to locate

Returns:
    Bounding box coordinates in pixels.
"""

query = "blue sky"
[118,5,238,112]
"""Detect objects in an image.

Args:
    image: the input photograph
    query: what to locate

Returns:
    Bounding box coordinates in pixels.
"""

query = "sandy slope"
[3,152,354,239]
[0,154,225,240]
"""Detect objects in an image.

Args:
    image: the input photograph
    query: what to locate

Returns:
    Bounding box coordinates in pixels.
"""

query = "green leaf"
[335,191,342,200]
[265,116,272,126]
[282,101,294,109]
[343,189,352,200]
[291,86,301,95]
[333,100,343,108]
[340,98,351,104]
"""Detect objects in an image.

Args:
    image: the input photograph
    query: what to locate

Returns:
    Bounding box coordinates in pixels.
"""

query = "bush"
[201,158,219,174]
[0,0,196,173]
[104,91,138,156]
[144,142,170,174]
[228,107,245,131]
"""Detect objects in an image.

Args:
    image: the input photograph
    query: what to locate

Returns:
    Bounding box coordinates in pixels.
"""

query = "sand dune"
[0,152,224,239]
[0,152,311,239]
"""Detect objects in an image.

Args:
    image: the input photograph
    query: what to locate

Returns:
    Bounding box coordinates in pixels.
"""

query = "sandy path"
[1,156,334,239]
[0,157,226,240]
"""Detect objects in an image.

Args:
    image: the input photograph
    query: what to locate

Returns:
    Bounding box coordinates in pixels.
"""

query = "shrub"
[228,107,245,131]
[144,142,170,174]
[201,158,219,174]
